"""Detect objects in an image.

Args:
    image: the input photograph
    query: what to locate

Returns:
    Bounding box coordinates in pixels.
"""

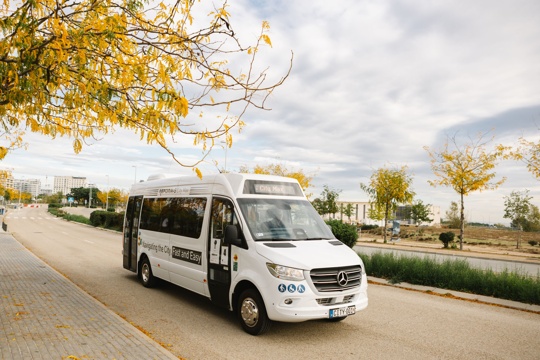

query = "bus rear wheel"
[238,288,271,335]
[140,257,156,288]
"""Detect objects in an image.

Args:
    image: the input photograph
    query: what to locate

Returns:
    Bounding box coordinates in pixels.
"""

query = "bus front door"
[123,195,143,272]
[208,197,236,309]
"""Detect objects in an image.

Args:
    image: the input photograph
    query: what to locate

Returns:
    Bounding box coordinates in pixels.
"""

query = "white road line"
[84,240,95,244]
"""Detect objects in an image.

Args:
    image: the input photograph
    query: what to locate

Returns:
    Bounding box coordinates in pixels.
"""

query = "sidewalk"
[0,232,177,360]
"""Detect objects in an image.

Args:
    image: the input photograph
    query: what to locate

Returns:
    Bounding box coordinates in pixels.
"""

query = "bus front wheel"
[238,288,271,335]
[140,257,156,288]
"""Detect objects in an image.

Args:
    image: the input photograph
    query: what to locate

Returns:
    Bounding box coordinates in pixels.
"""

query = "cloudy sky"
[4,0,540,225]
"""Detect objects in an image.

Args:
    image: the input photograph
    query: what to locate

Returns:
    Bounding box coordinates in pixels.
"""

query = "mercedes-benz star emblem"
[337,271,349,287]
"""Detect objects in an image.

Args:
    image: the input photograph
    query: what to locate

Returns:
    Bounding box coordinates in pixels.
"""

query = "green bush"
[358,252,540,305]
[528,240,538,247]
[90,210,124,230]
[439,231,455,248]
[47,203,63,209]
[63,214,91,225]
[326,220,358,248]
[360,224,379,231]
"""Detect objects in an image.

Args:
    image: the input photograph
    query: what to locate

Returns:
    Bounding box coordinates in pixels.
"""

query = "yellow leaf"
[73,138,82,153]
[261,34,272,47]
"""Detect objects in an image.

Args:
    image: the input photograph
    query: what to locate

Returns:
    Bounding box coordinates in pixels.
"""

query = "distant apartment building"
[0,171,14,190]
[53,176,87,195]
[12,178,42,198]
[323,201,441,227]
[0,171,42,199]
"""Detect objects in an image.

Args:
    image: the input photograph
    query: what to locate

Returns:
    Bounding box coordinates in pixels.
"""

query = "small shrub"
[326,220,358,248]
[439,231,455,248]
[90,210,124,230]
[360,224,379,231]
[529,240,539,247]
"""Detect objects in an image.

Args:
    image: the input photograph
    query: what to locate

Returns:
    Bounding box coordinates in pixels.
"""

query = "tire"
[237,288,271,335]
[139,257,156,288]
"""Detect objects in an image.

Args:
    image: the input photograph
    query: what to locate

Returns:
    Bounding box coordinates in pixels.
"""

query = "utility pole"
[106,175,109,210]
[88,187,92,208]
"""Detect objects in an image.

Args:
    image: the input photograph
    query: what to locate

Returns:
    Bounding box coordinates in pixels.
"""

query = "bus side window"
[211,198,237,240]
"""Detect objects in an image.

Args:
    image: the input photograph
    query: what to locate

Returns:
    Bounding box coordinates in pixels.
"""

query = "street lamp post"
[18,180,22,208]
[105,175,109,210]
[132,165,137,184]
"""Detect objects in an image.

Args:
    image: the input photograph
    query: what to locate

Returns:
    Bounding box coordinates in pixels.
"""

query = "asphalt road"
[5,206,540,360]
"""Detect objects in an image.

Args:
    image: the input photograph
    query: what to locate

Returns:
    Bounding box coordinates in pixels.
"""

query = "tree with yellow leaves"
[96,188,127,209]
[239,163,314,198]
[425,133,510,250]
[514,137,540,180]
[0,0,290,176]
[360,166,414,243]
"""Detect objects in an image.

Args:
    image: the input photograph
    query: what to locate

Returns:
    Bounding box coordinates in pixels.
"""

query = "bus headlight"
[266,263,305,281]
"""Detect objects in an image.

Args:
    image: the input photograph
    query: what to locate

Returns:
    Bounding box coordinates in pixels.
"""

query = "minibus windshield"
[237,198,335,241]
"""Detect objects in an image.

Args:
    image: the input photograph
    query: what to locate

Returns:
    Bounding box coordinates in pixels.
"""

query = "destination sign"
[244,180,303,196]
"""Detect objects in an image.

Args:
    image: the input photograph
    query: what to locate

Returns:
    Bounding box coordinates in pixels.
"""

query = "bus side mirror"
[224,225,243,247]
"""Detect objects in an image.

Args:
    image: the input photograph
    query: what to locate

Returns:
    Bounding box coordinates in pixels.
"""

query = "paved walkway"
[0,232,177,360]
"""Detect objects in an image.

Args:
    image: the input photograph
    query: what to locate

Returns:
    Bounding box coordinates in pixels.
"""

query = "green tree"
[68,187,100,206]
[43,191,65,204]
[523,204,540,232]
[445,201,461,229]
[425,133,510,250]
[503,190,533,248]
[342,203,354,223]
[360,166,415,243]
[410,200,433,226]
[0,1,290,175]
[312,185,341,217]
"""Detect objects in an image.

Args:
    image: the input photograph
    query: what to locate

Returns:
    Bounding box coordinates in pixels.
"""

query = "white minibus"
[122,173,368,335]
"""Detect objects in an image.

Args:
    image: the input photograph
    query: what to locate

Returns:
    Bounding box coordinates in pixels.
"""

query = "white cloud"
[4,0,540,224]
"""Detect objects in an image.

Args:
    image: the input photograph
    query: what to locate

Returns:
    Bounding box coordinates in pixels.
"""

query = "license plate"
[329,305,356,318]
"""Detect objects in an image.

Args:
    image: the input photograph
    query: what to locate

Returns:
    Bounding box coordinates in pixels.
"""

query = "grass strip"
[48,208,91,225]
[359,252,540,305]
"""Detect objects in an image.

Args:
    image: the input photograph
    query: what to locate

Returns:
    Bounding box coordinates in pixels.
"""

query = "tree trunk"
[383,205,389,243]
[459,192,465,250]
